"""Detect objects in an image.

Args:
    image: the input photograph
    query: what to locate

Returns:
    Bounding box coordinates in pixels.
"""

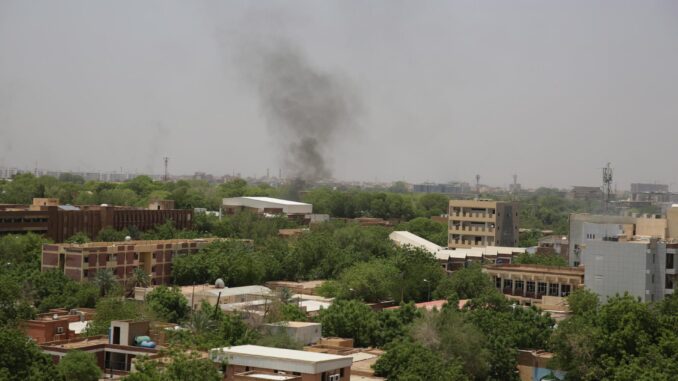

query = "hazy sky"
[1,1,677,189]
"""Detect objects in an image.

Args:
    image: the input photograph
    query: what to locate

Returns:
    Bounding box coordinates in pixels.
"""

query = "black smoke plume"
[240,40,361,181]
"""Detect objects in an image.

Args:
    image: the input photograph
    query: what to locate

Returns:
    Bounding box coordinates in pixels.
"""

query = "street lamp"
[423,279,431,302]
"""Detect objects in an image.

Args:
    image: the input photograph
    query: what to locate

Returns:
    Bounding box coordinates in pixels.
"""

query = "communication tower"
[602,162,613,212]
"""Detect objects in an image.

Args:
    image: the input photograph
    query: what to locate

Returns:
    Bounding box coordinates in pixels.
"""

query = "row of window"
[495,277,571,297]
[0,217,48,224]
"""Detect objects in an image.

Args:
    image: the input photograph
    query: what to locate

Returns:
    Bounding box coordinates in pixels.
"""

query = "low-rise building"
[40,320,164,377]
[42,238,218,285]
[264,322,322,345]
[23,308,95,344]
[517,350,566,381]
[210,345,353,381]
[389,230,525,272]
[483,264,585,305]
[222,197,312,217]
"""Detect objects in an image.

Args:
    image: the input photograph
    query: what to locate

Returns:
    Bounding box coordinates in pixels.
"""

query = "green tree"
[65,231,92,244]
[96,227,128,242]
[396,217,447,246]
[513,252,567,267]
[145,286,190,323]
[84,297,145,336]
[567,288,599,316]
[374,339,469,381]
[0,326,60,381]
[434,263,494,300]
[94,268,118,297]
[327,259,400,302]
[56,350,101,381]
[124,350,221,381]
[318,300,380,347]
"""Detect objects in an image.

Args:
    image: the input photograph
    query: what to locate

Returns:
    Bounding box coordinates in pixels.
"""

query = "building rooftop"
[267,321,321,328]
[46,237,219,248]
[389,231,443,254]
[213,345,351,363]
[224,197,311,207]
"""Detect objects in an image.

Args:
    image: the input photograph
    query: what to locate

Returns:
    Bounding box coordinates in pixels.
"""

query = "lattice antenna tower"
[602,162,613,212]
[475,174,481,199]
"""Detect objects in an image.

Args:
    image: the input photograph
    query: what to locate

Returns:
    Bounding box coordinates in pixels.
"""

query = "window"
[537,282,547,294]
[667,253,674,269]
[549,283,559,296]
[503,279,513,290]
[652,274,655,284]
[495,277,502,288]
[83,270,88,277]
[561,284,571,296]
[666,275,674,290]
[526,281,535,292]
[83,256,88,263]
[56,326,64,334]
[515,280,524,291]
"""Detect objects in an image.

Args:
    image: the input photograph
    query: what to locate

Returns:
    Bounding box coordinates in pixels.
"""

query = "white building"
[210,345,352,381]
[222,197,312,216]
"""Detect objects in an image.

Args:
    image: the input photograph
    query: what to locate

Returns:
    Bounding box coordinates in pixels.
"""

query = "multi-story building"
[41,238,218,285]
[447,200,519,248]
[412,182,470,195]
[630,183,670,203]
[210,345,352,381]
[0,198,193,242]
[567,186,603,202]
[582,238,676,302]
[568,213,666,267]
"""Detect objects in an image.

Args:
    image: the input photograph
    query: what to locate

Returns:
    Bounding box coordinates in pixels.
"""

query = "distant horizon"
[2,162,673,192]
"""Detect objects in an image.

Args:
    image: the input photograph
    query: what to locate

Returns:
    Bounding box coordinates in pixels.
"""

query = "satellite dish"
[215,278,225,289]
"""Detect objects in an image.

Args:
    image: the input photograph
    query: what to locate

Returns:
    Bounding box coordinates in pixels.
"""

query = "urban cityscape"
[1,2,678,381]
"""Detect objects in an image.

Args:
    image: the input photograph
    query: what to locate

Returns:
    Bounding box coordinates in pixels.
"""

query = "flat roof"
[215,345,350,363]
[224,197,311,206]
[267,321,321,328]
[239,373,298,381]
[389,231,442,253]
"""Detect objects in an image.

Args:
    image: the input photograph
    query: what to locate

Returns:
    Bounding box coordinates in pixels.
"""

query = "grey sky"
[1,1,677,189]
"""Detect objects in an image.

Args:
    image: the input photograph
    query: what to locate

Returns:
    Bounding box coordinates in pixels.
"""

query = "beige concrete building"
[448,200,519,248]
[667,205,678,239]
[483,264,585,305]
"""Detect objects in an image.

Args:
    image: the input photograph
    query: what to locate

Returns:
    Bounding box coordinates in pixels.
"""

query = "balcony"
[448,225,495,235]
[449,212,496,221]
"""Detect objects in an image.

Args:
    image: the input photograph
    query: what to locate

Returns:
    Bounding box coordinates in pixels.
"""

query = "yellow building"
[448,200,519,248]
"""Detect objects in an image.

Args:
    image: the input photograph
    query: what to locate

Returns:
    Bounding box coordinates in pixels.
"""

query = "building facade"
[448,200,519,248]
[582,238,675,302]
[483,264,584,304]
[222,197,312,217]
[567,186,603,202]
[568,213,666,267]
[41,238,217,285]
[0,199,193,242]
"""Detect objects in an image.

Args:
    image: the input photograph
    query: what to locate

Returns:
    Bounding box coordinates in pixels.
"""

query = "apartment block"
[447,200,519,248]
[41,238,218,285]
[210,345,352,381]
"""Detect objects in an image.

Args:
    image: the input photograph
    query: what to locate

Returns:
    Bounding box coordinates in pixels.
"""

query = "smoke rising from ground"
[239,39,361,181]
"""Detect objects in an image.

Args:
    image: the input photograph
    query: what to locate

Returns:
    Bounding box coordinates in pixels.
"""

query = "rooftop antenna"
[475,174,481,200]
[602,162,613,212]
[163,157,169,181]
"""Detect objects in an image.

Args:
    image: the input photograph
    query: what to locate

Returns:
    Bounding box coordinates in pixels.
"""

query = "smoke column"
[239,39,361,181]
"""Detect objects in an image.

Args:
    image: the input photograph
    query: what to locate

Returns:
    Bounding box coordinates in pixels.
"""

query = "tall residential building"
[447,200,519,249]
[41,238,218,285]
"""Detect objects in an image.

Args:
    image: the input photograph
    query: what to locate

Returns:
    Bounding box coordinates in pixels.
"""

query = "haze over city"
[1,1,678,189]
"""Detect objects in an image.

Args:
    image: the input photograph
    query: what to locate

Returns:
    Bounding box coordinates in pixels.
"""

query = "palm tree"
[131,268,150,288]
[95,268,117,297]
[186,308,217,335]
